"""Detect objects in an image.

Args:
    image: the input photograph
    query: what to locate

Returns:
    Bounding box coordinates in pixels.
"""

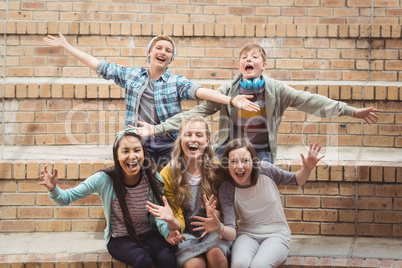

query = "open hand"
[191,208,220,238]
[135,121,155,137]
[232,95,260,112]
[39,165,58,191]
[43,32,68,50]
[354,107,381,125]
[166,230,185,246]
[146,196,175,224]
[203,194,216,218]
[301,143,325,171]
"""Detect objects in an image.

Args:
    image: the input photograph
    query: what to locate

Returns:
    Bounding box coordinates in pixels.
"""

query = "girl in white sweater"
[192,138,324,268]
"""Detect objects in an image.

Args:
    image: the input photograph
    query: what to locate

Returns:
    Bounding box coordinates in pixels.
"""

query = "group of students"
[40,33,380,268]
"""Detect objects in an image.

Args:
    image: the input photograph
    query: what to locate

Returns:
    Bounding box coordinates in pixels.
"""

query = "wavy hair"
[171,115,220,208]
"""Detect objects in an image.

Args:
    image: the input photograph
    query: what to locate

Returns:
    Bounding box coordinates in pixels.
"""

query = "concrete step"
[0,233,401,267]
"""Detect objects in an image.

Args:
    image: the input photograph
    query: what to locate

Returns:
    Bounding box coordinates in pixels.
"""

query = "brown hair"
[149,35,175,52]
[102,131,163,250]
[238,44,267,63]
[220,138,260,187]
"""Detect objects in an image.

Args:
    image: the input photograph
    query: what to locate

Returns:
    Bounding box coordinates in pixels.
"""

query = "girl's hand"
[39,165,58,191]
[300,143,325,171]
[232,95,260,112]
[191,208,220,238]
[43,32,68,50]
[135,121,155,137]
[354,107,381,125]
[203,194,216,218]
[166,230,185,246]
[146,196,175,224]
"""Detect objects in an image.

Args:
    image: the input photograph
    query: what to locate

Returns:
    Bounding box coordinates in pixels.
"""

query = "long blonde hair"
[171,115,220,208]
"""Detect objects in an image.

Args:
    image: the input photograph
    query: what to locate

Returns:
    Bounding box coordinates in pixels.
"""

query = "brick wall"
[1,160,401,237]
[1,82,401,147]
[2,25,402,80]
[2,1,402,25]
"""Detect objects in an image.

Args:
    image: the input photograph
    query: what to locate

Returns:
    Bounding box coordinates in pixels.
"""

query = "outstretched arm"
[195,88,260,112]
[354,107,381,125]
[43,32,100,71]
[295,142,325,186]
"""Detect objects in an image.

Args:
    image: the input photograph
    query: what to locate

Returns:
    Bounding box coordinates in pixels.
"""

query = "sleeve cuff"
[95,60,106,76]
[191,84,202,100]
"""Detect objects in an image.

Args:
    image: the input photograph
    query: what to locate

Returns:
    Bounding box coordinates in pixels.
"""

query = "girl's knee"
[206,248,227,267]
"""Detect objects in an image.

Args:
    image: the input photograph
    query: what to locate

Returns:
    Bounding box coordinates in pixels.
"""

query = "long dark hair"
[103,131,163,249]
[220,138,260,187]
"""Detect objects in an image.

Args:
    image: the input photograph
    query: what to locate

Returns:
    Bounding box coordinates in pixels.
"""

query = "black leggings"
[107,231,176,268]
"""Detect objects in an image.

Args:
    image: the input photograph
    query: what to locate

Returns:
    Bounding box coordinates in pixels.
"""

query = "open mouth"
[245,64,254,72]
[156,56,166,62]
[127,162,138,170]
[236,171,245,178]
[188,145,199,152]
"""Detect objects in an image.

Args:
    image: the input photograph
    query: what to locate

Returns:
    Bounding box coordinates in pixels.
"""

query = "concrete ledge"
[0,233,401,267]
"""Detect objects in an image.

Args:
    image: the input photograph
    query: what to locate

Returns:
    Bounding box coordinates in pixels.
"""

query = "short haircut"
[238,44,267,63]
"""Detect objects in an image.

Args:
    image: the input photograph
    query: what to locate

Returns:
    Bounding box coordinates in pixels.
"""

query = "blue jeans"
[144,135,175,167]
[216,142,272,163]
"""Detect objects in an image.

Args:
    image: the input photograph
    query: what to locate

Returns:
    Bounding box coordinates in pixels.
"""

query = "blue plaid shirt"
[96,61,200,139]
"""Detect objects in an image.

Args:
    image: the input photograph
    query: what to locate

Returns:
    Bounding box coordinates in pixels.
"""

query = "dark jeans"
[145,135,175,168]
[216,142,273,163]
[107,231,176,268]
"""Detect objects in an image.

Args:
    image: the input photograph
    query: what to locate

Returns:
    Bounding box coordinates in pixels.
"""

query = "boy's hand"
[136,121,155,137]
[39,165,58,191]
[43,32,68,50]
[300,143,325,171]
[166,230,185,246]
[232,95,260,112]
[354,107,381,125]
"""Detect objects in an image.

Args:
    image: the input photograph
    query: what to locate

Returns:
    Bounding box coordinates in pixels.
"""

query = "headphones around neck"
[239,77,265,90]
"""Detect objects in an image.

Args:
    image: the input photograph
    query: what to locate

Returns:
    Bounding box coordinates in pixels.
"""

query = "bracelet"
[218,224,225,239]
[229,96,235,107]
[214,220,221,233]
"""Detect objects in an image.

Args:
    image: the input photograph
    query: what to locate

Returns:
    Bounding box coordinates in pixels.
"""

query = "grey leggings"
[231,234,289,268]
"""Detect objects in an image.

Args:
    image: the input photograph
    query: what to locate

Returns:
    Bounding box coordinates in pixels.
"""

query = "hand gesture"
[203,194,216,218]
[191,208,220,238]
[43,32,68,50]
[39,165,58,191]
[166,230,185,246]
[354,107,381,125]
[146,196,175,224]
[135,121,155,137]
[232,95,260,112]
[300,143,325,171]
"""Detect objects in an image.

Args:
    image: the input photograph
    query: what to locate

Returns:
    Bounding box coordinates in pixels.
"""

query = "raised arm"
[43,32,99,71]
[295,142,325,186]
[195,87,260,112]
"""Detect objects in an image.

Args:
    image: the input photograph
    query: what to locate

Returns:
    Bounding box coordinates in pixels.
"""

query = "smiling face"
[228,147,253,187]
[148,39,174,70]
[180,121,210,162]
[238,47,267,80]
[117,136,144,184]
